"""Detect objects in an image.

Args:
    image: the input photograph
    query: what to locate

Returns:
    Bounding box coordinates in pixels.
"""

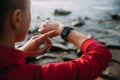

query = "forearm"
[66,30,89,49]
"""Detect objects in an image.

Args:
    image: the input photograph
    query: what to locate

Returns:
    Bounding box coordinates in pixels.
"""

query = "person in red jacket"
[0,0,112,80]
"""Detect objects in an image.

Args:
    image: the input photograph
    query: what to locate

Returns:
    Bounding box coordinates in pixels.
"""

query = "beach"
[16,0,120,79]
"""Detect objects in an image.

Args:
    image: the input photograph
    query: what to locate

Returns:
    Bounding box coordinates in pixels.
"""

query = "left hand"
[38,20,64,38]
[19,31,55,57]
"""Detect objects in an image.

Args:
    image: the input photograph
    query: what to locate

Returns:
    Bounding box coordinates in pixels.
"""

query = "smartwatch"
[60,26,74,41]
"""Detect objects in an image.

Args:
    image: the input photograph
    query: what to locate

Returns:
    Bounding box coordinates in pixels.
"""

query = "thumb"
[36,39,52,55]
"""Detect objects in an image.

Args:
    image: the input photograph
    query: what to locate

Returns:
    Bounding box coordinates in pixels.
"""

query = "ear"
[11,9,22,29]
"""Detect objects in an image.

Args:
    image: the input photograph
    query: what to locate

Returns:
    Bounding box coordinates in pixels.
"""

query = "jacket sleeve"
[39,39,112,80]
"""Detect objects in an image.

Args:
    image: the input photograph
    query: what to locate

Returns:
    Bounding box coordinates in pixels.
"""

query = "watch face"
[61,27,73,40]
[62,27,69,37]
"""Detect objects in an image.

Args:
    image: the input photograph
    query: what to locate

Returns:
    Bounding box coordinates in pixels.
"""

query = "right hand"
[19,30,56,57]
[38,20,64,37]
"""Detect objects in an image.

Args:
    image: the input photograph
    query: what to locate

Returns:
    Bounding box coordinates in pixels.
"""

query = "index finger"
[35,30,55,44]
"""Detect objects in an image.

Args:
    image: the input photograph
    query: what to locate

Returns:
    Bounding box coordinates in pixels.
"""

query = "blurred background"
[17,0,120,80]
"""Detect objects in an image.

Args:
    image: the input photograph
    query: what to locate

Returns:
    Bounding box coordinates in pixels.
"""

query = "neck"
[0,33,15,48]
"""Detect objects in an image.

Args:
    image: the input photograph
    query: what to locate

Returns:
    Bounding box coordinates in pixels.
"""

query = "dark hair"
[0,0,26,38]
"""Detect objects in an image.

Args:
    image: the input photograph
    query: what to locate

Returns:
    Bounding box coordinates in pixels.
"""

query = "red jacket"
[0,39,112,80]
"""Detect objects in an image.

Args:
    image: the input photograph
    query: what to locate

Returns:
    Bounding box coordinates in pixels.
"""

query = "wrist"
[56,24,65,35]
[67,30,89,48]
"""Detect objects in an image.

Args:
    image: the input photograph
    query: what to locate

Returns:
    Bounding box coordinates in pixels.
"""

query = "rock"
[36,53,57,60]
[54,9,71,16]
[49,43,69,52]
[110,49,120,63]
[98,19,104,23]
[102,49,120,80]
[26,54,58,64]
[72,17,84,27]
[28,27,39,34]
[26,57,37,64]
[107,29,120,36]
[84,16,91,20]
[76,49,82,57]
[111,59,120,64]
[106,44,120,49]
[100,72,115,80]
[107,62,120,80]
[111,14,120,21]
[28,30,32,34]
[46,17,50,20]
[37,16,40,19]
[41,59,61,65]
[66,43,77,51]
[62,54,78,61]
